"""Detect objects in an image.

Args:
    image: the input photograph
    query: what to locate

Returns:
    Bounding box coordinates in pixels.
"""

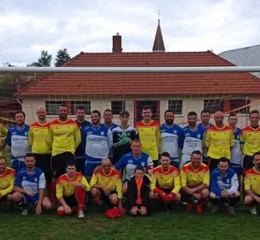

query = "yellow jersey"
[56,172,90,198]
[240,126,260,156]
[244,167,260,195]
[180,162,209,188]
[90,168,122,198]
[205,125,234,159]
[48,118,81,156]
[29,121,52,154]
[150,165,181,194]
[136,120,160,161]
[0,123,7,156]
[0,167,16,196]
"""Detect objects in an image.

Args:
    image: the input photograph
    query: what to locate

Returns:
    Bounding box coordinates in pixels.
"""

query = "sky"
[0,0,259,66]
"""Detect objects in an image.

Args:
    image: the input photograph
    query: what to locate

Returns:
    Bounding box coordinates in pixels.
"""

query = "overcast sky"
[0,0,259,66]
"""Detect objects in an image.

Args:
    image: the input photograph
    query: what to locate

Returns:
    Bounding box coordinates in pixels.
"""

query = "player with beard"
[160,110,183,168]
[180,150,209,213]
[82,110,113,180]
[75,106,91,174]
[180,112,205,168]
[103,109,118,163]
[244,152,260,214]
[29,106,52,200]
[111,111,139,165]
[205,111,234,171]
[209,157,240,214]
[48,104,81,202]
[2,111,30,172]
[11,153,52,215]
[198,109,213,165]
[240,110,260,173]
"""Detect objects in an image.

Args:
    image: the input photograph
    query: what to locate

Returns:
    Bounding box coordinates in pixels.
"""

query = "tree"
[55,48,71,67]
[28,50,52,67]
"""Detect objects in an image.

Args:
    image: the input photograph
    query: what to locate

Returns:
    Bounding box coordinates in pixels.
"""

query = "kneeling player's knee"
[244,195,254,204]
[11,192,22,202]
[43,198,52,209]
[174,193,181,202]
[201,188,209,198]
[110,194,118,205]
[57,206,66,216]
[233,191,240,198]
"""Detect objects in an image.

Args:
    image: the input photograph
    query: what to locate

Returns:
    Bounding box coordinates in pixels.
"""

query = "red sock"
[46,181,52,200]
[75,187,86,211]
[57,209,65,216]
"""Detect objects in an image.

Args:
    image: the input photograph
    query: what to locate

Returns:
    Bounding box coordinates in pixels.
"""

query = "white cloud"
[0,0,260,66]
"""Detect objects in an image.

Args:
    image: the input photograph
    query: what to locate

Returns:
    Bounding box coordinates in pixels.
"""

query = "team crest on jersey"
[174,130,177,134]
[141,162,145,167]
[23,176,26,180]
[34,178,38,182]
[25,132,28,136]
[100,131,104,136]
[197,134,201,138]
[237,135,240,139]
[226,179,230,184]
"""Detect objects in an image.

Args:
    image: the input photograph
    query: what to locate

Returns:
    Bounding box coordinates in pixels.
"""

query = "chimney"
[112,33,122,53]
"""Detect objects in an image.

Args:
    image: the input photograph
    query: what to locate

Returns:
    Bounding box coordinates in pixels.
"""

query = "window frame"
[168,100,183,115]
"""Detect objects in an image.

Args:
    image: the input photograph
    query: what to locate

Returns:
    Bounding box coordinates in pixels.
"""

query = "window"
[230,99,250,114]
[71,101,91,115]
[111,101,125,115]
[45,101,65,115]
[204,100,223,113]
[168,100,183,115]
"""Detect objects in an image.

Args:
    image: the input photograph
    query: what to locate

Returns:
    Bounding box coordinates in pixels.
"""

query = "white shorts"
[180,154,191,168]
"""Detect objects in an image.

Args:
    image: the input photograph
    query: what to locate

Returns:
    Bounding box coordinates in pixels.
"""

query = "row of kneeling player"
[1,151,260,218]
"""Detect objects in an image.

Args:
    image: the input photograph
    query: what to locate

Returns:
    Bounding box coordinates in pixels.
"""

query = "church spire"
[152,13,165,52]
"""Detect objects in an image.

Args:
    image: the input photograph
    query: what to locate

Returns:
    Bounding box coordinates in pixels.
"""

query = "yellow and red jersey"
[48,118,81,156]
[29,121,52,154]
[180,162,209,188]
[0,167,16,196]
[205,125,234,159]
[135,120,160,161]
[90,168,122,198]
[244,167,260,195]
[240,126,260,156]
[56,172,90,198]
[150,165,181,194]
[0,123,7,156]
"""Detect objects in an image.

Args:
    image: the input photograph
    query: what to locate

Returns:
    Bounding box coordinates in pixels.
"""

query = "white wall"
[22,96,260,128]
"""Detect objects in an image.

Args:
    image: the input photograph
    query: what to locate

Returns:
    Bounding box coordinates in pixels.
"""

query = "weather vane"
[158,10,161,23]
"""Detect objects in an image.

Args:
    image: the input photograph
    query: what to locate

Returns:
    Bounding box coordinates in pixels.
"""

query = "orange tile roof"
[16,51,260,96]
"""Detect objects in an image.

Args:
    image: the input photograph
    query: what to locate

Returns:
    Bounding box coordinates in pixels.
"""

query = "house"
[15,20,260,127]
[219,45,260,78]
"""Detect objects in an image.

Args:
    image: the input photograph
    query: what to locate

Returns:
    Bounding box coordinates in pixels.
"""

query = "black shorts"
[51,152,75,178]
[75,154,85,174]
[180,188,199,202]
[34,153,52,181]
[100,190,117,205]
[64,195,77,207]
[159,188,172,195]
[242,155,254,174]
[208,158,220,172]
